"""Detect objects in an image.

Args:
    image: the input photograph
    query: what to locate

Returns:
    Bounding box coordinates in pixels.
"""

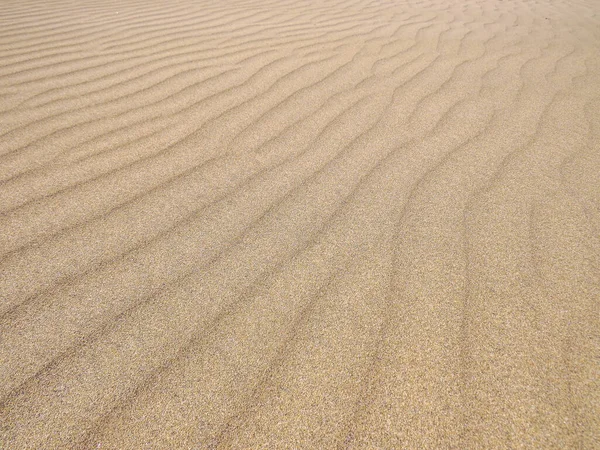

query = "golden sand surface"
[0,0,599,448]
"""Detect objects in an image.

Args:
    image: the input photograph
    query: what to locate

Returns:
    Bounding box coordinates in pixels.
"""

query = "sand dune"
[1,0,599,448]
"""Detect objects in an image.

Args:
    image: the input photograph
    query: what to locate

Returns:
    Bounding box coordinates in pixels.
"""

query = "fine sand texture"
[0,0,599,448]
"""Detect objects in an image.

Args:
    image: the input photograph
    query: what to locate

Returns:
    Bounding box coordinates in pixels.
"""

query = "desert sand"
[0,0,599,448]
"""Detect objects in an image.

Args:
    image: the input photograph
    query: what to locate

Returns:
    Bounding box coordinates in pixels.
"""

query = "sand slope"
[0,0,599,448]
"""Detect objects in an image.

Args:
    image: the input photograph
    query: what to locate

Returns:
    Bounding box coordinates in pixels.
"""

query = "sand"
[0,0,599,448]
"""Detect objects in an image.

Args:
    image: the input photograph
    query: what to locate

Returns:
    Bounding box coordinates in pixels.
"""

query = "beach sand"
[0,0,599,448]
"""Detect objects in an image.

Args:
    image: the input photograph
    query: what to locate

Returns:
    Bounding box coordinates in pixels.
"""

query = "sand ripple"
[1,0,599,448]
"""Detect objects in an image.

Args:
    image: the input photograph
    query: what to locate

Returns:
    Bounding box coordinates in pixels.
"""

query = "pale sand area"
[0,0,599,448]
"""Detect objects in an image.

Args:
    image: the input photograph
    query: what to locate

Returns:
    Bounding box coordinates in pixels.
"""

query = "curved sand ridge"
[0,0,599,448]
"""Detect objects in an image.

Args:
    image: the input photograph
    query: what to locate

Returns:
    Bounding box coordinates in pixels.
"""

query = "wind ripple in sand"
[0,0,599,448]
